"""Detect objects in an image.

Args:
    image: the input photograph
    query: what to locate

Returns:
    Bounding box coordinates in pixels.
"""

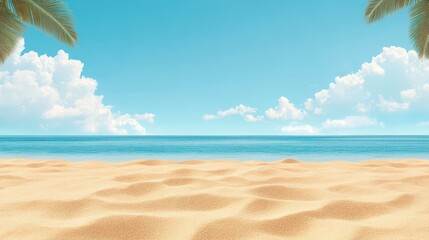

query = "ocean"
[0,135,428,162]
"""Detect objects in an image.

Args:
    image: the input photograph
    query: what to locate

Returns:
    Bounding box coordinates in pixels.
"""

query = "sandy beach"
[0,158,428,239]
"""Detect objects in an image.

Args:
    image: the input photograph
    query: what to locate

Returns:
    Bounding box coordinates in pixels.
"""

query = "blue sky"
[2,0,428,135]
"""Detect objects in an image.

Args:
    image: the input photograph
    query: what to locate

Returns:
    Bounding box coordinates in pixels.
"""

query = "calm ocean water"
[0,136,428,162]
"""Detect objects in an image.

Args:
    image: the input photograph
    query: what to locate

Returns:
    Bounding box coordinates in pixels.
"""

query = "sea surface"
[0,136,428,162]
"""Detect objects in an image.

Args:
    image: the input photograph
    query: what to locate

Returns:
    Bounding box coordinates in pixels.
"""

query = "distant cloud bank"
[203,46,429,134]
[0,39,154,134]
[3,41,428,135]
[202,104,263,122]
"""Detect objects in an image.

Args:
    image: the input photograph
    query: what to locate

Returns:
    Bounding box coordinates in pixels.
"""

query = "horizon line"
[1,134,429,137]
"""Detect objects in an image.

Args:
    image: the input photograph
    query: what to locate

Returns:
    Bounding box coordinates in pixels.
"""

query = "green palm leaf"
[7,0,77,46]
[365,0,415,23]
[410,0,429,58]
[0,7,24,63]
[365,0,429,59]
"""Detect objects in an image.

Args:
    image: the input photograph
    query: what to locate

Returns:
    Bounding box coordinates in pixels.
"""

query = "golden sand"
[0,158,428,239]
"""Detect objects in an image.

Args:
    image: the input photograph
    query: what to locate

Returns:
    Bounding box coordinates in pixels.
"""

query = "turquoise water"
[0,136,428,161]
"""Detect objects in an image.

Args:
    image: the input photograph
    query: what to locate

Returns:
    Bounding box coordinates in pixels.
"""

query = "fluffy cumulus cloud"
[203,104,263,122]
[305,46,429,116]
[0,39,154,134]
[282,46,429,133]
[204,46,429,134]
[265,97,306,120]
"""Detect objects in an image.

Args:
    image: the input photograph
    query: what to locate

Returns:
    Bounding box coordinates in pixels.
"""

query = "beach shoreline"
[0,158,428,239]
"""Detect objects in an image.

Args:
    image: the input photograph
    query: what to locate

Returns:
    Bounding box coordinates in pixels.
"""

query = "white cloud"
[244,114,264,122]
[262,46,429,134]
[202,114,218,120]
[302,46,429,117]
[304,98,314,111]
[265,96,306,120]
[0,39,154,134]
[377,95,409,112]
[202,104,257,121]
[281,124,317,135]
[202,46,429,134]
[400,89,417,101]
[323,116,378,129]
[218,104,256,117]
[134,113,156,124]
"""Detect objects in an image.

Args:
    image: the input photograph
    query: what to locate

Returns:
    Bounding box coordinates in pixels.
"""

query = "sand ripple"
[0,158,428,239]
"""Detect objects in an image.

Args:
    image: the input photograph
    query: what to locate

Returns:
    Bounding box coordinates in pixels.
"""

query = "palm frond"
[410,0,429,58]
[0,7,24,63]
[7,0,77,46]
[365,0,415,23]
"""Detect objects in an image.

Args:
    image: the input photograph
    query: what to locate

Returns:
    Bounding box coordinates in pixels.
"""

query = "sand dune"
[0,158,428,239]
